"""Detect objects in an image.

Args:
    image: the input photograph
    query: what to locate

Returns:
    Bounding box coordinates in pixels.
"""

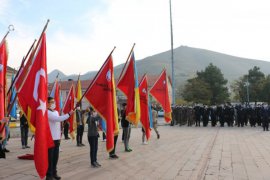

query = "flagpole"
[117,43,136,84]
[17,19,50,93]
[0,25,14,45]
[75,73,81,106]
[169,0,175,106]
[32,19,50,57]
[7,39,36,96]
[75,47,116,109]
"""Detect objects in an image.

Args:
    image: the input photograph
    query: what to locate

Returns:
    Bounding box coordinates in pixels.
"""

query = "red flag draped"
[139,75,151,140]
[17,33,54,179]
[117,53,140,125]
[62,84,75,138]
[15,42,37,133]
[150,69,172,122]
[84,54,119,152]
[0,40,8,139]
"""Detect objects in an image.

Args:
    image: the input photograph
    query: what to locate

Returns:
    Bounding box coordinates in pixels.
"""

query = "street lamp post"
[244,78,250,105]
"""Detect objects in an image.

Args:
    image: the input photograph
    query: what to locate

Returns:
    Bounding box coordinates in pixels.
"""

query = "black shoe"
[65,137,70,140]
[157,134,160,139]
[22,146,26,149]
[25,146,30,148]
[46,176,54,180]
[91,163,98,168]
[95,162,101,167]
[77,144,82,147]
[110,154,119,159]
[4,148,10,153]
[80,143,85,146]
[53,174,61,180]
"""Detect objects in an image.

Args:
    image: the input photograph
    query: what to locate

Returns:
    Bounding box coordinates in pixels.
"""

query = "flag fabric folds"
[16,33,54,179]
[117,52,140,126]
[62,84,75,138]
[139,75,151,141]
[84,54,119,152]
[75,78,82,103]
[15,41,36,133]
[9,74,17,119]
[149,69,172,123]
[0,40,8,140]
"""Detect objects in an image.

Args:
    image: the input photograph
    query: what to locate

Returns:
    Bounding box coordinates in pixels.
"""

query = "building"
[48,75,172,110]
[6,66,17,91]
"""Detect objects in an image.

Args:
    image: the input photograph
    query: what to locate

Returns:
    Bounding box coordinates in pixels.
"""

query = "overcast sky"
[1,0,270,75]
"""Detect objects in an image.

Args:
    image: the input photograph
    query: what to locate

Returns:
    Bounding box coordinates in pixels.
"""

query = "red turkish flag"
[17,33,54,179]
[15,43,35,115]
[84,54,119,152]
[139,75,151,140]
[150,69,172,122]
[62,84,75,136]
[0,40,8,139]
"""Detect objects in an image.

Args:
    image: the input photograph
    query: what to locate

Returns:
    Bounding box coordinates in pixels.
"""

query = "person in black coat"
[87,108,101,168]
[121,103,132,152]
[261,104,269,131]
[19,111,30,149]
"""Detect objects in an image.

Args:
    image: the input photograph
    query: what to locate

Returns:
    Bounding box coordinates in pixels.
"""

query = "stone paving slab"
[1,125,270,180]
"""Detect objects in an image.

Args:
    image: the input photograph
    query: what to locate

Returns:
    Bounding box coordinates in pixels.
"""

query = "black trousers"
[64,122,69,139]
[102,132,106,140]
[77,125,84,145]
[88,136,98,164]
[0,143,5,158]
[109,135,118,156]
[263,121,269,131]
[20,126,29,146]
[47,140,60,177]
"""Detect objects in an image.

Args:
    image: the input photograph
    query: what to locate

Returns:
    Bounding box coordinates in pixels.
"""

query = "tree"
[260,75,270,103]
[246,66,265,102]
[231,66,265,103]
[182,63,229,104]
[197,63,229,104]
[182,78,212,104]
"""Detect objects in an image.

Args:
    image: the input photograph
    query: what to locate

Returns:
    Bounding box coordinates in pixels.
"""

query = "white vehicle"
[158,109,164,117]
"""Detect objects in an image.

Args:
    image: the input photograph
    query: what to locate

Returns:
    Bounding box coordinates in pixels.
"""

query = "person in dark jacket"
[76,106,85,146]
[87,107,101,168]
[121,103,132,152]
[261,104,269,131]
[19,111,30,149]
[109,108,120,159]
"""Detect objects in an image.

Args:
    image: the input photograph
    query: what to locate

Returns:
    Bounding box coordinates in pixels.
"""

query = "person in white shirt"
[46,97,74,180]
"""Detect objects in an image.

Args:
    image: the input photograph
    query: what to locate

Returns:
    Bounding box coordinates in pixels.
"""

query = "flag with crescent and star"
[17,33,54,179]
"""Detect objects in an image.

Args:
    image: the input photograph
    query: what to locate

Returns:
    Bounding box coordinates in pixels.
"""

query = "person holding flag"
[47,96,74,180]
[19,111,30,149]
[121,103,132,152]
[117,44,140,152]
[76,106,86,147]
[87,107,101,168]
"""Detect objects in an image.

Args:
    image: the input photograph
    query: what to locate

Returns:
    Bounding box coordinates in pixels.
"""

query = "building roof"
[7,66,17,74]
[48,74,163,91]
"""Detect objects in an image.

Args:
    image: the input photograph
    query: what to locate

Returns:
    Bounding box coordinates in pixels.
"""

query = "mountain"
[48,46,270,87]
[48,69,66,82]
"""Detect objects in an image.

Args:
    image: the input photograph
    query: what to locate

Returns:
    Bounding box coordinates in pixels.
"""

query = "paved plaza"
[1,124,270,180]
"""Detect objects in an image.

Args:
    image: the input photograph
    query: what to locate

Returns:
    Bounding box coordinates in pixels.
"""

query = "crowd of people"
[0,98,161,180]
[172,103,270,130]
